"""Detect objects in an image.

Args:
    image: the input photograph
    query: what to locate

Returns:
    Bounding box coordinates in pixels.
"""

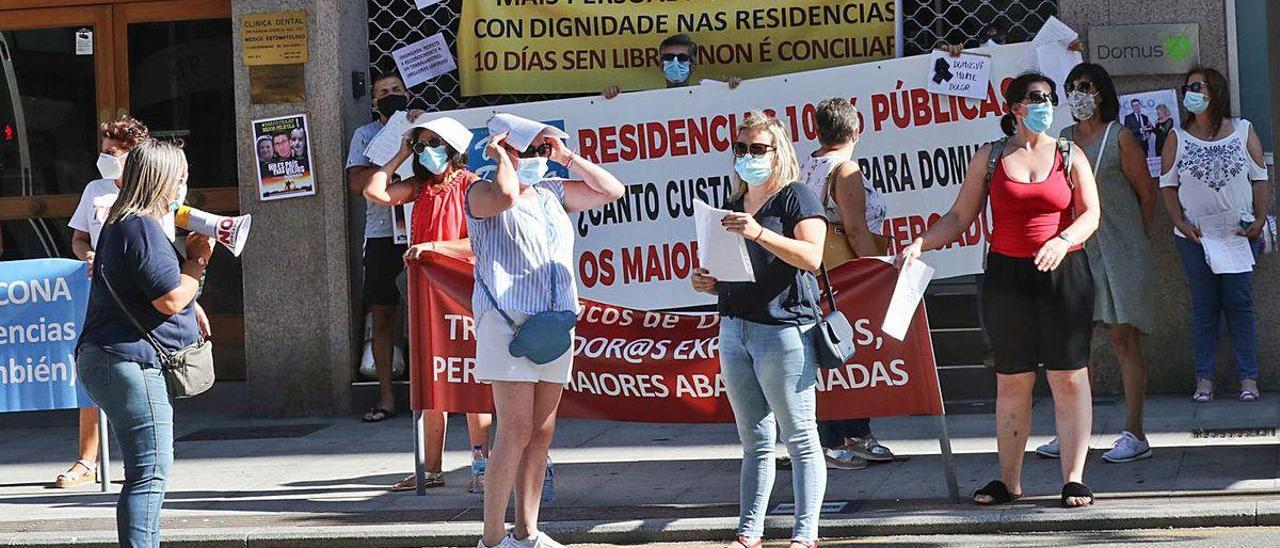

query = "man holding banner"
[601,34,741,100]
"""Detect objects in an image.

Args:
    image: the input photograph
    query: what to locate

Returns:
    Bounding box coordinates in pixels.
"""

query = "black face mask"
[375,94,408,119]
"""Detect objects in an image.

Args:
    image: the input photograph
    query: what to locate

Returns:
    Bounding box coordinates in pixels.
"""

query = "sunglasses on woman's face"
[732,142,775,158]
[661,52,692,63]
[1021,90,1057,105]
[1066,81,1097,94]
[518,143,553,159]
[410,137,445,154]
[1182,81,1206,94]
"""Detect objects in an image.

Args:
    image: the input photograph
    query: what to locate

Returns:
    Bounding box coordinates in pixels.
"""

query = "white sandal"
[54,459,97,488]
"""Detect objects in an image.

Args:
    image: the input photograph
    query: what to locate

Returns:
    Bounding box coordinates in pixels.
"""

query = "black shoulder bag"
[100,266,215,399]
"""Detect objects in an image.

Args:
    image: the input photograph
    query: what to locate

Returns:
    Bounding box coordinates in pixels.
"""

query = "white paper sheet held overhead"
[1035,44,1083,96]
[1018,16,1078,66]
[882,258,935,341]
[1196,211,1255,274]
[1017,15,1081,91]
[692,199,755,283]
[925,50,992,100]
[363,111,416,179]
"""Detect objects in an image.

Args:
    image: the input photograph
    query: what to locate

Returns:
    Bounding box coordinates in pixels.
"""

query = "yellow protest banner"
[458,1,896,96]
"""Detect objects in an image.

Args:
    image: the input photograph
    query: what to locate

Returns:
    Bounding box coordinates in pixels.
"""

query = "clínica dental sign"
[1088,23,1199,76]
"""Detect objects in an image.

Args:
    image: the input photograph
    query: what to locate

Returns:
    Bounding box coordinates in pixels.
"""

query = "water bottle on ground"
[469,446,486,495]
[540,457,554,503]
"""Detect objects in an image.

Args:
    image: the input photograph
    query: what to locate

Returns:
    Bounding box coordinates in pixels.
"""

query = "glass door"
[0,6,115,261]
[114,0,244,379]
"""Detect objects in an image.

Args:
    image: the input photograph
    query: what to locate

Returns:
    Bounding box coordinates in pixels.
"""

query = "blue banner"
[0,259,94,412]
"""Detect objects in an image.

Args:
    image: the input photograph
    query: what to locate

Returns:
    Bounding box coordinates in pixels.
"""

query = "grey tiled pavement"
[1,384,1279,545]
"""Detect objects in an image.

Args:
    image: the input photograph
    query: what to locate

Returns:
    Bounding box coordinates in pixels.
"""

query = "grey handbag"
[101,266,215,399]
[805,263,857,369]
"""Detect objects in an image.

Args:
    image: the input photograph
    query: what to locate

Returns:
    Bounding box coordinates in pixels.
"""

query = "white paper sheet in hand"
[1017,15,1078,68]
[692,199,755,282]
[1036,44,1083,96]
[1197,211,1255,274]
[363,111,416,179]
[882,258,935,341]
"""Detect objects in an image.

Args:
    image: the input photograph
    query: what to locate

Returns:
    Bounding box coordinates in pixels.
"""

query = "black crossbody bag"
[100,265,215,399]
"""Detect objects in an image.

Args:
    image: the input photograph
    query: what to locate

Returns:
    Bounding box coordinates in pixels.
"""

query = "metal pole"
[414,409,426,496]
[97,407,110,493]
[936,414,960,503]
[894,0,904,58]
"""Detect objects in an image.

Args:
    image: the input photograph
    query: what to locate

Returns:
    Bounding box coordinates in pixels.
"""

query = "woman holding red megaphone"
[363,115,495,495]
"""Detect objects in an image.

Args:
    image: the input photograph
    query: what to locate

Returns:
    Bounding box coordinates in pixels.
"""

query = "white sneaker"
[1102,431,1152,463]
[514,532,567,548]
[477,535,522,548]
[1035,437,1060,459]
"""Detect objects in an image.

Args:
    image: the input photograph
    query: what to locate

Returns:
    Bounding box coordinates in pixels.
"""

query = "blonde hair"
[106,139,188,225]
[732,110,800,199]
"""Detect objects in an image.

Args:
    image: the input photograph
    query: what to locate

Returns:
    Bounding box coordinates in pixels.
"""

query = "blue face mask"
[516,156,548,186]
[417,145,451,175]
[1183,91,1209,114]
[1021,103,1054,134]
[734,156,772,187]
[663,59,691,84]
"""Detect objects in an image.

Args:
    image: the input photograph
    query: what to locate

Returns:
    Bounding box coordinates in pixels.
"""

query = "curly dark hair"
[99,116,150,151]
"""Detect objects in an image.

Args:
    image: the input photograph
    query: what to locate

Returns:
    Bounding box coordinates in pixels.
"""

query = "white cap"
[487,113,569,151]
[404,116,474,154]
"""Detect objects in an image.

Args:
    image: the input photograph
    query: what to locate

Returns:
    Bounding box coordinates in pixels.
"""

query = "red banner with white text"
[408,253,943,422]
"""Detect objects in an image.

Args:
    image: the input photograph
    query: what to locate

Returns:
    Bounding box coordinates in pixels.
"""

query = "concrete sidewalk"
[1,387,1278,546]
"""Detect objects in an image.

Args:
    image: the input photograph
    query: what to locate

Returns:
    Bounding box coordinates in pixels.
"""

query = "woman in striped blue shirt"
[467,113,625,548]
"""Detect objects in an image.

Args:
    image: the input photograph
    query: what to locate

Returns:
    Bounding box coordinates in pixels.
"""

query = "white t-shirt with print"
[798,152,886,235]
[68,178,121,249]
[1159,118,1268,238]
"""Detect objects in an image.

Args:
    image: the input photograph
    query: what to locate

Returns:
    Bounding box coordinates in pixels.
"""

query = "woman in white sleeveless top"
[1159,67,1270,403]
[797,98,895,470]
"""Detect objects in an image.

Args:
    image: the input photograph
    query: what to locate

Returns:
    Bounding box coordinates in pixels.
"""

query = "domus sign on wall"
[1088,23,1200,76]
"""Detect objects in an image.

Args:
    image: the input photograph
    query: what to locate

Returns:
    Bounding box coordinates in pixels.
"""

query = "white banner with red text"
[442,42,1061,310]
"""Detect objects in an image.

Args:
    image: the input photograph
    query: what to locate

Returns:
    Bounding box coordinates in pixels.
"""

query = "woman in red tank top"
[363,116,494,494]
[898,73,1101,509]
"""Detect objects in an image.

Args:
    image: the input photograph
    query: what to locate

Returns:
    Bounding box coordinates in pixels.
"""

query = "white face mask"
[96,152,125,180]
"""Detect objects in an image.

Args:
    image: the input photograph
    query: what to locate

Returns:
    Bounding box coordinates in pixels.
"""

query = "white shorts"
[474,309,574,384]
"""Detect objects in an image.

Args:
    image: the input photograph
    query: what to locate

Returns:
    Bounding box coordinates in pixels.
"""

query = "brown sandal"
[54,460,97,488]
[390,471,444,492]
[729,536,763,548]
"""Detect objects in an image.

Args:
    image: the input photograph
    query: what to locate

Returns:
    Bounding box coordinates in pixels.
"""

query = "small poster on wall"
[1117,89,1180,177]
[252,114,316,201]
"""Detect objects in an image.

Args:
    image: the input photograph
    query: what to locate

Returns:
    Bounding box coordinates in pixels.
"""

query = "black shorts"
[363,237,407,307]
[981,250,1094,375]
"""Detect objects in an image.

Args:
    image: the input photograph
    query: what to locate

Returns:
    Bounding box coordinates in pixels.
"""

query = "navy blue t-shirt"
[79,214,198,365]
[716,183,827,325]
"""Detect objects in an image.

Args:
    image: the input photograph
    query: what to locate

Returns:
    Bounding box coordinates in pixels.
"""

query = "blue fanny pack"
[475,188,577,365]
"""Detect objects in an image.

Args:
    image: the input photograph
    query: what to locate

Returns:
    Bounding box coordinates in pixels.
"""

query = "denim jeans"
[719,317,825,542]
[77,345,174,548]
[1174,236,1262,381]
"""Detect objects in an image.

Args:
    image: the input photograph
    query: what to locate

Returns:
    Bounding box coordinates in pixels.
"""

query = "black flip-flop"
[362,406,396,423]
[1061,482,1094,508]
[973,480,1020,505]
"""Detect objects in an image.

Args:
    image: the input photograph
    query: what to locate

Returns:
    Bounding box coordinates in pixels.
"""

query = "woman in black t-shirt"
[691,111,827,548]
